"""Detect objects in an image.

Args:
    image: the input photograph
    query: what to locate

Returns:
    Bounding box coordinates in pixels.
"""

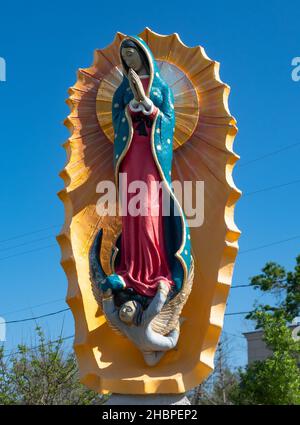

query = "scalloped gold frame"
[57,28,241,395]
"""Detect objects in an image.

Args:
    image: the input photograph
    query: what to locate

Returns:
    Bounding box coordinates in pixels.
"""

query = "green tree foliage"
[230,254,300,404]
[230,312,300,405]
[247,254,300,325]
[0,326,107,405]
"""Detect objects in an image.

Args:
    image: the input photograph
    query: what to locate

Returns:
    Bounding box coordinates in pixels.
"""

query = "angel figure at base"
[101,283,180,367]
[90,35,194,365]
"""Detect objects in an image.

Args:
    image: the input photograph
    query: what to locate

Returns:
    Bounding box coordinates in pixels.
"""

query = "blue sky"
[0,0,299,368]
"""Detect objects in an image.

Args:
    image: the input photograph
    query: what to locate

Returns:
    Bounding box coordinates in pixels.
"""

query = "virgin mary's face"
[121,47,143,73]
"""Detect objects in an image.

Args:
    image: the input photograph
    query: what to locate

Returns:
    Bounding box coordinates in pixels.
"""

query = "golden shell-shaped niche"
[57,27,241,395]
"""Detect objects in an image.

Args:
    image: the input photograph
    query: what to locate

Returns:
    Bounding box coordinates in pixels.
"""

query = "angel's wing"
[151,257,194,335]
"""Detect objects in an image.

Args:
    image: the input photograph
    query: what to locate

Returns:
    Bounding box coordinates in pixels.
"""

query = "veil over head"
[120,38,150,76]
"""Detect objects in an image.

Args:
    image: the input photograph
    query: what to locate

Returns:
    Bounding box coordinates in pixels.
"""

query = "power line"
[0,308,70,325]
[239,141,300,167]
[225,311,250,316]
[0,140,299,259]
[0,235,54,253]
[231,284,251,289]
[0,222,297,264]
[0,304,251,325]
[0,233,298,322]
[0,278,290,324]
[244,178,300,196]
[0,284,251,317]
[0,315,249,361]
[1,324,248,361]
[239,235,300,254]
[0,176,298,260]
[0,224,60,245]
[2,335,74,359]
[0,284,252,321]
[223,331,245,340]
[0,234,299,325]
[0,280,284,316]
[0,298,66,317]
[0,217,299,264]
[0,283,276,318]
[0,244,57,262]
[231,280,287,291]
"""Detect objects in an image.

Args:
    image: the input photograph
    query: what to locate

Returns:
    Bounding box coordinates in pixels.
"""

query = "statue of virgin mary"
[59,28,240,390]
[101,36,192,307]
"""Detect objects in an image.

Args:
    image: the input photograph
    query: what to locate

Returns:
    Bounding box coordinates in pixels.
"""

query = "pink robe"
[115,77,174,297]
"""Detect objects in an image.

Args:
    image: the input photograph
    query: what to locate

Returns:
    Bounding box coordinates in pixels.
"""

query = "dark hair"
[120,39,150,75]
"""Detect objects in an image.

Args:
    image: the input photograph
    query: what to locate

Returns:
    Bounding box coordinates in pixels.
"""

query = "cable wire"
[244,178,300,197]
[0,235,55,253]
[0,224,60,245]
[0,244,57,262]
[0,298,65,317]
[239,141,300,167]
[0,304,253,325]
[0,308,70,325]
[239,235,300,254]
[2,335,74,359]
